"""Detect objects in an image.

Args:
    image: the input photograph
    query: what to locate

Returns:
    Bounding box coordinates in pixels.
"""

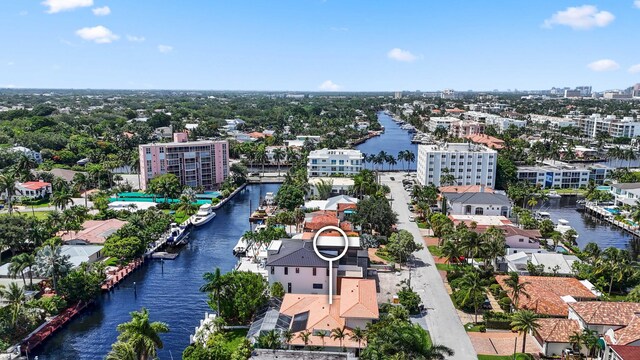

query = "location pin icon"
[312,226,350,305]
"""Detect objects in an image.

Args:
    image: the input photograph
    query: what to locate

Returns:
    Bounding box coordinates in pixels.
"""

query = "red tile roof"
[21,181,51,190]
[535,318,581,343]
[569,302,640,326]
[304,214,339,230]
[496,275,597,317]
[438,185,495,194]
[465,134,505,150]
[337,203,357,212]
[610,345,640,360]
[614,316,640,346]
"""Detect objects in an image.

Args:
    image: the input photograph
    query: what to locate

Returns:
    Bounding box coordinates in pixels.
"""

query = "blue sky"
[0,0,639,91]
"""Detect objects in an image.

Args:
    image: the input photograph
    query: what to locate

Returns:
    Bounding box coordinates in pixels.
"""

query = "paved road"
[381,173,477,360]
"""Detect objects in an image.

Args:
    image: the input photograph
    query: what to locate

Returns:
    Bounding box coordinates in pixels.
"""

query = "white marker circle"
[312,225,350,262]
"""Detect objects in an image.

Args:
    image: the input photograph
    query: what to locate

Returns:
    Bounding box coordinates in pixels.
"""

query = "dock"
[151,251,179,260]
[584,202,640,238]
[101,258,144,291]
[21,301,91,353]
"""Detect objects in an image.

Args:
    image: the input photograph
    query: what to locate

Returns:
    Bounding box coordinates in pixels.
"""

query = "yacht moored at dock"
[167,222,190,246]
[190,203,216,227]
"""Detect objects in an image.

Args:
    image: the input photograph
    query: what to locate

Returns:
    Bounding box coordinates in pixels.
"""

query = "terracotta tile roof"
[20,181,51,190]
[495,275,597,317]
[465,134,505,150]
[304,214,339,231]
[339,221,353,232]
[337,203,357,212]
[338,279,378,319]
[614,315,640,346]
[535,318,581,343]
[438,185,495,194]
[610,345,640,360]
[58,219,128,244]
[569,302,640,326]
[248,131,266,138]
[446,108,466,113]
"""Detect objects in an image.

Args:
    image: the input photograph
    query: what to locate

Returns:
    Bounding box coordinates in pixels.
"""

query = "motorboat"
[554,219,578,238]
[233,237,247,256]
[535,211,551,220]
[264,192,275,206]
[167,223,189,246]
[548,190,561,199]
[190,203,216,227]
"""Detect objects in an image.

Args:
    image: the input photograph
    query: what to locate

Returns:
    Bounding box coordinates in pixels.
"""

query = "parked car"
[408,215,415,222]
[482,299,492,309]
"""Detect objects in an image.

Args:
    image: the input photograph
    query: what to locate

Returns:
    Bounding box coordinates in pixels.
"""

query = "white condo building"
[575,114,640,139]
[416,143,497,187]
[307,149,363,177]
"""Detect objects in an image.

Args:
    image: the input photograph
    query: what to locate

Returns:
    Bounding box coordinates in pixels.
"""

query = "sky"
[0,0,639,91]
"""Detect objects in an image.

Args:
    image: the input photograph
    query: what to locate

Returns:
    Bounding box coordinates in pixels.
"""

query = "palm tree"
[282,329,294,349]
[331,327,347,350]
[200,268,224,314]
[510,310,540,353]
[106,341,137,360]
[502,272,530,310]
[273,148,285,175]
[349,327,366,353]
[0,171,19,214]
[397,150,407,172]
[9,255,28,286]
[15,155,37,182]
[582,242,601,263]
[440,240,463,266]
[19,253,36,288]
[1,282,25,328]
[406,151,415,172]
[73,172,91,208]
[129,152,141,190]
[258,329,282,352]
[484,227,506,269]
[115,308,169,360]
[569,330,586,356]
[34,244,72,293]
[297,330,311,348]
[386,155,397,171]
[458,270,485,324]
[595,247,631,295]
[315,178,334,200]
[317,330,327,348]
[51,187,74,210]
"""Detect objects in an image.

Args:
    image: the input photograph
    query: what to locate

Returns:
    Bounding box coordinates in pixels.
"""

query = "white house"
[308,177,354,198]
[611,183,640,206]
[443,190,511,217]
[416,143,497,187]
[307,149,363,177]
[9,146,42,163]
[1,181,52,201]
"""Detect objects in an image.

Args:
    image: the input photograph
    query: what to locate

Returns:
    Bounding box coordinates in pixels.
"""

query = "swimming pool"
[605,208,621,215]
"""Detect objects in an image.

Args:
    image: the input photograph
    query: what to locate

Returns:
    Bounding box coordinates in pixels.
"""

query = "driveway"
[381,173,477,360]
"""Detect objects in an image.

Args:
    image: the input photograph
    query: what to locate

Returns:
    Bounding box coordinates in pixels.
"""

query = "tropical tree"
[595,247,632,295]
[456,270,485,323]
[0,171,19,214]
[272,147,285,175]
[106,341,137,360]
[73,172,91,208]
[257,329,281,352]
[502,272,530,310]
[34,244,72,293]
[314,178,334,200]
[114,308,170,360]
[282,329,294,349]
[331,327,347,350]
[297,330,311,348]
[510,310,540,353]
[51,186,74,210]
[317,330,327,348]
[200,267,224,315]
[349,327,366,353]
[1,282,25,328]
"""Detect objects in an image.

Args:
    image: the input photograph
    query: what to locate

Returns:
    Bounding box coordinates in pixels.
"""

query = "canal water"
[34,183,281,360]
[537,197,639,253]
[356,111,418,171]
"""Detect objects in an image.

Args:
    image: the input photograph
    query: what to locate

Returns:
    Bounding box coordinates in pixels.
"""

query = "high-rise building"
[139,132,229,190]
[307,149,363,177]
[416,143,497,187]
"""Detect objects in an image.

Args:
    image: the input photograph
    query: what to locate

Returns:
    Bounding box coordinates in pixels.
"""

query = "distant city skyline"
[1,1,639,91]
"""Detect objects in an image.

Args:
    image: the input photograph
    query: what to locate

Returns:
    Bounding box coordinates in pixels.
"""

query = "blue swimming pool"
[605,208,621,215]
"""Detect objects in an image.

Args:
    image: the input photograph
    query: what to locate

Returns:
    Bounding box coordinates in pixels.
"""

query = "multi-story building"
[427,116,458,132]
[9,146,43,164]
[416,143,497,187]
[529,114,576,129]
[516,162,610,189]
[449,120,485,138]
[574,114,640,138]
[139,132,228,190]
[307,149,363,177]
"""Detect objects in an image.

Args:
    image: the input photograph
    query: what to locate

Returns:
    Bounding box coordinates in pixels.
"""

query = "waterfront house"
[307,149,363,177]
[534,318,585,357]
[1,180,52,201]
[278,278,378,351]
[59,219,128,245]
[304,195,358,212]
[495,275,599,317]
[308,177,355,198]
[611,183,640,207]
[60,245,104,268]
[503,252,579,276]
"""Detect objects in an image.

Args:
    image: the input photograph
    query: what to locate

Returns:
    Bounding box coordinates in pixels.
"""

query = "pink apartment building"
[139,132,229,190]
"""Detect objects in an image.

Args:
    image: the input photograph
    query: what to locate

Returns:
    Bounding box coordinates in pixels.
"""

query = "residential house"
[465,134,505,150]
[442,190,511,217]
[1,181,52,201]
[608,345,640,360]
[308,177,355,198]
[534,318,584,357]
[9,146,42,163]
[503,252,579,275]
[60,245,104,268]
[304,195,358,212]
[59,219,128,245]
[611,183,640,206]
[495,275,599,317]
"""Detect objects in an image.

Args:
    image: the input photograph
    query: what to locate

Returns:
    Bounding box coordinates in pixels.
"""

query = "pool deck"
[585,202,640,238]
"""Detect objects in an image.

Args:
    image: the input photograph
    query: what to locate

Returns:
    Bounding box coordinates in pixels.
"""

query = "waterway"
[34,183,281,360]
[536,197,640,254]
[356,111,418,171]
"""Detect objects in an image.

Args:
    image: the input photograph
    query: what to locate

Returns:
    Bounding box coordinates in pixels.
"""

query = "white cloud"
[629,64,640,74]
[387,48,417,62]
[92,6,110,16]
[635,1,640,9]
[587,59,620,72]
[42,0,93,14]
[318,80,341,91]
[75,25,119,44]
[126,35,146,42]
[543,5,614,30]
[158,45,173,53]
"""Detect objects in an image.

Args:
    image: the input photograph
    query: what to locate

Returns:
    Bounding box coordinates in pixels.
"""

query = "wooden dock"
[584,202,640,238]
[101,258,144,291]
[21,301,91,353]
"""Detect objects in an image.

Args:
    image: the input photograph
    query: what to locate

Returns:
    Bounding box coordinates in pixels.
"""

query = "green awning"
[596,337,606,349]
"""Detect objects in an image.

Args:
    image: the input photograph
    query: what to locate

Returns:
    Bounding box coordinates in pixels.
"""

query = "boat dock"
[21,301,91,353]
[584,202,640,238]
[151,251,179,260]
[101,258,144,291]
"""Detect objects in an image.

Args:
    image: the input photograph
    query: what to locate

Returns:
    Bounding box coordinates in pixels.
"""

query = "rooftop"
[449,214,512,227]
[496,275,598,317]
[444,192,511,206]
[438,185,495,194]
[419,142,497,153]
[610,344,640,360]
[58,219,128,244]
[60,245,103,268]
[266,240,328,268]
[535,318,581,343]
[569,301,640,326]
[308,177,355,186]
[20,181,51,190]
[304,195,358,211]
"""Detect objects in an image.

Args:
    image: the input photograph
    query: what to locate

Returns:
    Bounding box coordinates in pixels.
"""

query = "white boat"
[264,192,275,206]
[167,223,189,246]
[190,204,216,227]
[548,190,561,199]
[554,219,578,238]
[233,237,247,256]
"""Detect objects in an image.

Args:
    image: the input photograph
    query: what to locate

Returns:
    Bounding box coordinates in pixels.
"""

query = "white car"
[408,215,415,222]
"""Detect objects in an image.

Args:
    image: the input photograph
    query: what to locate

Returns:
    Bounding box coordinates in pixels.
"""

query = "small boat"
[233,237,247,256]
[190,204,216,227]
[548,190,561,199]
[555,219,578,238]
[535,211,551,220]
[264,192,275,206]
[167,223,189,246]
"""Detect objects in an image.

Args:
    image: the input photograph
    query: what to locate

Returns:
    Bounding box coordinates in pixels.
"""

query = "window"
[145,148,151,154]
[313,284,323,289]
[313,268,317,276]
[519,238,524,242]
[326,268,329,276]
[270,267,274,274]
[475,207,484,215]
[284,267,288,275]
[295,268,300,274]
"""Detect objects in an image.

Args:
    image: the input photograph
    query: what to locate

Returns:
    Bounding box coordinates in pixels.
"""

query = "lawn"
[18,211,53,220]
[464,322,485,332]
[428,245,442,257]
[436,263,455,271]
[222,328,248,353]
[375,249,393,263]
